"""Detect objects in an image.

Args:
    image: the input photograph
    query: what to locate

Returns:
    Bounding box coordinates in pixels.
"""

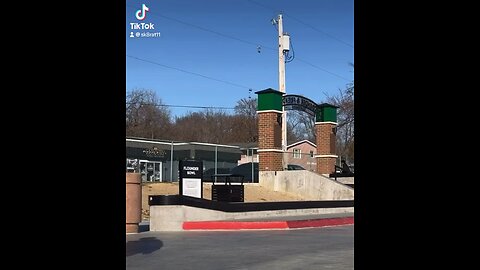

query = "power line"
[295,58,352,81]
[126,102,235,110]
[285,15,354,48]
[127,4,275,51]
[246,1,351,81]
[157,13,271,50]
[127,55,252,89]
[246,0,354,48]
[127,4,351,83]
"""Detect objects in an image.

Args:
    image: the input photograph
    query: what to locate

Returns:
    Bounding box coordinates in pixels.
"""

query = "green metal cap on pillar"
[316,103,339,122]
[255,88,283,111]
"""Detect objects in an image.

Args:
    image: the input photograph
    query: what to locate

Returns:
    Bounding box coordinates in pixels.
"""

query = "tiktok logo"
[135,4,149,21]
[130,3,160,39]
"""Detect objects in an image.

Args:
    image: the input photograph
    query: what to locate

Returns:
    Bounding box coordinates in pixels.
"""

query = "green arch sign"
[283,94,338,122]
[256,89,338,122]
[283,94,318,116]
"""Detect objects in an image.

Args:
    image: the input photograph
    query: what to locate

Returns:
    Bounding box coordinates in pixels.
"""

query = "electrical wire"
[126,102,235,110]
[246,0,354,48]
[285,15,353,48]
[295,58,351,81]
[127,55,252,90]
[127,3,351,82]
[127,4,276,52]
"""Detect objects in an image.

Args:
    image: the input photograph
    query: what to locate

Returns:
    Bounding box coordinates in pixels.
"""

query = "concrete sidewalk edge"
[183,216,354,230]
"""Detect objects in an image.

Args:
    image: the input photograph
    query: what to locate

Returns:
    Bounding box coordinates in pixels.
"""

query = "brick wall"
[315,123,336,155]
[258,152,283,171]
[258,111,283,171]
[258,112,281,149]
[315,123,337,174]
[317,157,336,174]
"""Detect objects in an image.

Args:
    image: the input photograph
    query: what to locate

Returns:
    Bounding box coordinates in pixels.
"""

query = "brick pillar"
[258,111,283,171]
[126,173,142,233]
[315,122,338,174]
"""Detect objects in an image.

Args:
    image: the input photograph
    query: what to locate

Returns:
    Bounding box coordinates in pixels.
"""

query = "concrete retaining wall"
[259,171,354,200]
[336,177,354,185]
[150,205,354,231]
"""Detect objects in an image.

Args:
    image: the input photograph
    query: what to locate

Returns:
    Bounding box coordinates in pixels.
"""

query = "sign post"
[178,160,203,199]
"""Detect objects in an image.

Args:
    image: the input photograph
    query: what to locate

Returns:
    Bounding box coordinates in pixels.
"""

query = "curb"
[183,217,354,230]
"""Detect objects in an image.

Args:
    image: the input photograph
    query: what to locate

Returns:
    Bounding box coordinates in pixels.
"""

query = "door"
[139,160,162,182]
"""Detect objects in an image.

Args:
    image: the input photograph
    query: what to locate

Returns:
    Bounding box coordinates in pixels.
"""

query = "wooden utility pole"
[277,14,287,167]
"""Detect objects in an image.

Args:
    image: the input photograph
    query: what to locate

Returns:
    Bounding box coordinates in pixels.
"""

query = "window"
[293,149,301,159]
[310,150,314,158]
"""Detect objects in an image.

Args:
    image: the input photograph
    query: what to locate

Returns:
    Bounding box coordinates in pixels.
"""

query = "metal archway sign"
[282,94,318,116]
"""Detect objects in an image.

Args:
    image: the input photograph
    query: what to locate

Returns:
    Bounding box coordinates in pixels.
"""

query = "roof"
[126,137,240,149]
[126,136,183,144]
[230,142,258,149]
[286,140,317,149]
[254,88,282,94]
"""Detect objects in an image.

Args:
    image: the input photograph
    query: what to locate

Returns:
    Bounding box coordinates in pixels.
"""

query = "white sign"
[182,178,202,198]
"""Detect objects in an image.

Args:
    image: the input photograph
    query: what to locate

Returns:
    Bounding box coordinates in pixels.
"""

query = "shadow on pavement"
[126,237,163,257]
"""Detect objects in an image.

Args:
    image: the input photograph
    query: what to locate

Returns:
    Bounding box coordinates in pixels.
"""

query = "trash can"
[211,174,244,202]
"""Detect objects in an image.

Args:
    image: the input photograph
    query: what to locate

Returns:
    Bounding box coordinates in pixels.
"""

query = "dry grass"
[141,182,305,219]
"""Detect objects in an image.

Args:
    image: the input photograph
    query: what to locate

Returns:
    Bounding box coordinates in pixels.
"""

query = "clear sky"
[126,0,353,117]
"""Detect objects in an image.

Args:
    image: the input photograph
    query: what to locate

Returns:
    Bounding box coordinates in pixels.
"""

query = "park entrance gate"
[255,88,339,174]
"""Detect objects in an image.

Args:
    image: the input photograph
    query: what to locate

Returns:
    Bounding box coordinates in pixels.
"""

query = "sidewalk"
[139,212,354,231]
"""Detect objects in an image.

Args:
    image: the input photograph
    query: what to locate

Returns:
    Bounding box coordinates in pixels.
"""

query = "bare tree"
[173,109,232,143]
[325,83,354,163]
[126,89,172,139]
[171,98,259,144]
[233,98,258,143]
[234,98,257,118]
[287,110,315,144]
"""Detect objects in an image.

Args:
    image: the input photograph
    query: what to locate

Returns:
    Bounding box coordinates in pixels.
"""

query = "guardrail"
[331,165,354,182]
[149,195,354,212]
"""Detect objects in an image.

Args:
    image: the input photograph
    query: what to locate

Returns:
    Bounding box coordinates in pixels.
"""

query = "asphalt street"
[126,225,354,270]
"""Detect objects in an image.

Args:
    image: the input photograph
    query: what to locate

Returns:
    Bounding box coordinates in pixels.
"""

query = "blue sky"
[126,0,353,117]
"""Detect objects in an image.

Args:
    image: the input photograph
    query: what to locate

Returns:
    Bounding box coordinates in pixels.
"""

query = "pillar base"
[259,151,283,171]
[126,173,142,234]
[316,157,337,174]
[126,223,139,233]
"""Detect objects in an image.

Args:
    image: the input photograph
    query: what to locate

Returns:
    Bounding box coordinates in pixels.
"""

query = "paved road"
[127,225,354,270]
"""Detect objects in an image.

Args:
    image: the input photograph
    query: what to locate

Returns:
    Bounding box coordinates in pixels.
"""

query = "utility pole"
[277,14,288,168]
